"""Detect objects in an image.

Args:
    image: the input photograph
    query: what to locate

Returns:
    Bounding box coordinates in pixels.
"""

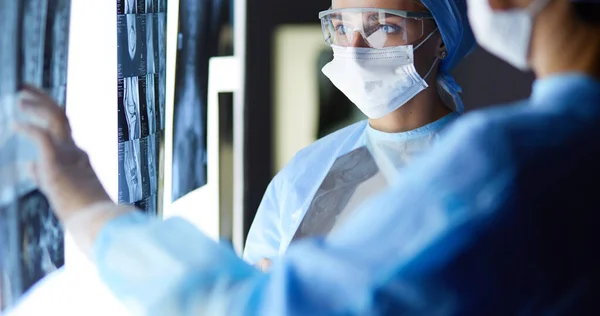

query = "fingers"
[13,123,56,162]
[21,85,55,104]
[19,88,71,141]
[258,258,273,272]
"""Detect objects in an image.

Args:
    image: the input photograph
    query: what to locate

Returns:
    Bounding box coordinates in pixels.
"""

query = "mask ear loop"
[414,28,441,81]
[413,27,439,51]
[423,56,439,81]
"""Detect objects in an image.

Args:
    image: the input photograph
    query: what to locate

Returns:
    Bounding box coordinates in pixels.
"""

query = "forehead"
[331,0,428,11]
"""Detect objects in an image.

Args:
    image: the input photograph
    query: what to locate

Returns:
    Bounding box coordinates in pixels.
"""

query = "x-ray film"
[118,76,143,142]
[1,0,70,309]
[157,13,166,75]
[157,71,166,130]
[1,2,23,310]
[119,139,143,203]
[138,76,150,138]
[117,14,147,78]
[0,191,63,311]
[117,0,145,15]
[145,0,154,14]
[146,13,156,75]
[22,0,49,87]
[116,1,165,209]
[134,194,158,216]
[139,136,150,199]
[146,134,159,194]
[0,0,23,209]
[156,0,166,13]
[16,191,64,292]
[171,0,214,201]
[43,0,71,107]
[143,74,157,136]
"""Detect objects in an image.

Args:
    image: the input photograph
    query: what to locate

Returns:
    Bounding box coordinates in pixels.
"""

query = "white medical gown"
[243,113,459,265]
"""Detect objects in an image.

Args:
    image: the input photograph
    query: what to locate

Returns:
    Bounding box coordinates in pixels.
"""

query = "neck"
[531,1,600,80]
[368,86,451,133]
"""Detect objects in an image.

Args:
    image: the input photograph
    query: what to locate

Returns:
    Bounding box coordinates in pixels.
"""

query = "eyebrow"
[322,8,432,20]
[329,12,405,22]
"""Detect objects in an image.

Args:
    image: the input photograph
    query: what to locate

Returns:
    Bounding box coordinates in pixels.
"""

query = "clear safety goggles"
[319,7,434,49]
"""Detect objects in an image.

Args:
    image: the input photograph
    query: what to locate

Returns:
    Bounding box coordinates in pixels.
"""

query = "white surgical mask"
[322,30,439,119]
[467,0,551,70]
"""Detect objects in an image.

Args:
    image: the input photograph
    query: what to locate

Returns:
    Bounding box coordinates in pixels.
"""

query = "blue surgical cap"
[421,0,476,112]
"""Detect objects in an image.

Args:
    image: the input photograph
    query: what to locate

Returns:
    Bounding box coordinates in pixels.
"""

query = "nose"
[349,31,369,48]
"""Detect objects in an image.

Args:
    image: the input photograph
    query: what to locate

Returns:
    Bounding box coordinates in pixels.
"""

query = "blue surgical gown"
[244,113,459,265]
[93,73,600,315]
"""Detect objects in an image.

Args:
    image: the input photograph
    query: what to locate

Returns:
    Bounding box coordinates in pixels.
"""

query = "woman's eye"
[379,24,401,34]
[334,24,348,35]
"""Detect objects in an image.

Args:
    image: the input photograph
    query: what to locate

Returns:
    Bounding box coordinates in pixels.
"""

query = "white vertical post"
[232,0,247,255]
[162,0,178,215]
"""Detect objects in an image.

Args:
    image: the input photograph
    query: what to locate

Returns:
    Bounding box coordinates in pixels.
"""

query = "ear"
[436,37,448,60]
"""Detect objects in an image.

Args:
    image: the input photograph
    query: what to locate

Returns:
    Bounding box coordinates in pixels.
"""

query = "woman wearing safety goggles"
[244,0,475,270]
